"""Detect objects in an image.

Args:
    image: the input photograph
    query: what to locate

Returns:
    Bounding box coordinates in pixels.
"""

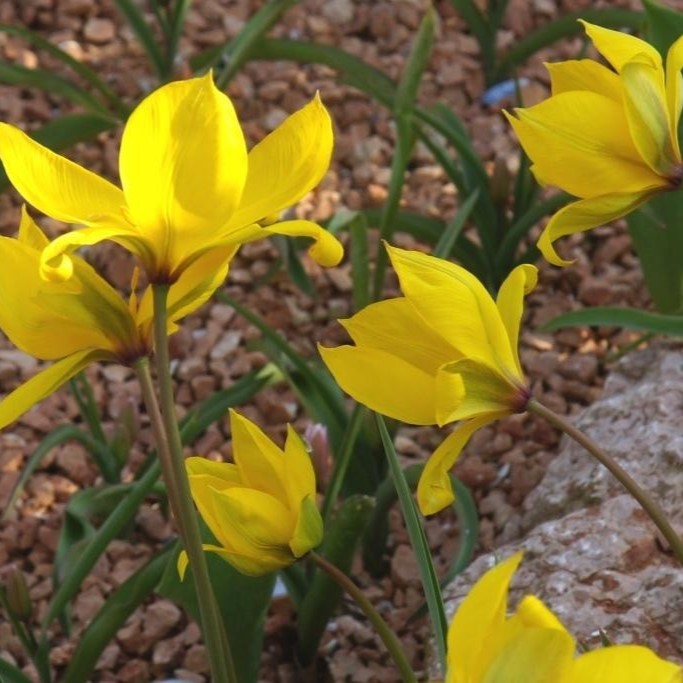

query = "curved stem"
[149,284,237,683]
[528,399,683,566]
[309,551,418,683]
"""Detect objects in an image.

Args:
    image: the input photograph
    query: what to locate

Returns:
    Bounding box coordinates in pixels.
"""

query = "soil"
[0,0,656,681]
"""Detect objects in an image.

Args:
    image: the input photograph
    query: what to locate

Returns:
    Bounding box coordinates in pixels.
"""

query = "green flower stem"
[148,284,237,683]
[309,551,418,683]
[528,399,683,566]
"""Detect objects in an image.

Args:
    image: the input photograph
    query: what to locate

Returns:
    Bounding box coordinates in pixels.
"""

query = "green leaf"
[270,234,315,297]
[643,0,683,57]
[627,191,683,313]
[449,0,495,82]
[158,535,275,683]
[61,547,170,683]
[0,113,116,193]
[115,0,166,79]
[349,213,371,312]
[0,24,127,116]
[296,495,375,666]
[0,63,112,115]
[375,415,448,671]
[434,189,480,259]
[543,306,683,337]
[496,8,643,82]
[0,658,33,683]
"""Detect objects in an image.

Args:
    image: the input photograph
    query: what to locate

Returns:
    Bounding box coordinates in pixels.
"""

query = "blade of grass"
[349,214,370,312]
[434,189,480,259]
[375,415,447,672]
[115,0,166,79]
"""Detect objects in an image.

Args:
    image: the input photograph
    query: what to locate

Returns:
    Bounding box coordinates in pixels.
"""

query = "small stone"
[321,0,354,23]
[390,544,421,586]
[118,658,149,683]
[83,17,116,43]
[209,331,242,360]
[142,599,182,641]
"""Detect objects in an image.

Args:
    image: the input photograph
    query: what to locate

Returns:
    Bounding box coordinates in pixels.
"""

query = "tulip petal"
[119,74,247,263]
[224,94,333,230]
[666,35,683,162]
[482,627,575,683]
[537,191,652,266]
[515,595,566,631]
[318,344,439,425]
[621,59,678,176]
[262,220,344,267]
[570,645,682,683]
[209,486,293,573]
[436,360,521,425]
[418,414,501,515]
[283,425,317,512]
[581,20,662,72]
[228,410,288,501]
[18,206,48,250]
[386,245,518,375]
[496,264,537,376]
[546,59,622,101]
[446,551,524,682]
[0,123,126,226]
[341,297,459,375]
[289,494,323,558]
[177,543,235,580]
[0,349,111,429]
[506,93,662,198]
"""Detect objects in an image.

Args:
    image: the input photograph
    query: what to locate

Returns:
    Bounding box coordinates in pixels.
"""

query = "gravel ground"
[0,0,653,680]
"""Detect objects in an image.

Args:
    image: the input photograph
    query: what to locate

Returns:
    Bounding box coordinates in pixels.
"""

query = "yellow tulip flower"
[0,208,231,429]
[446,552,682,683]
[506,22,683,266]
[179,409,323,577]
[319,245,537,515]
[0,73,342,284]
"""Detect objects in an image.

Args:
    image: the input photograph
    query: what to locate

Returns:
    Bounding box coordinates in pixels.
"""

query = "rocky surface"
[442,346,683,679]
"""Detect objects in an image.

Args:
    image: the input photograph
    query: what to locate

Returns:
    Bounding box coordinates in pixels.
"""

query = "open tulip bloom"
[0,207,230,429]
[320,245,537,516]
[0,72,342,285]
[446,552,682,683]
[506,21,683,266]
[179,410,323,577]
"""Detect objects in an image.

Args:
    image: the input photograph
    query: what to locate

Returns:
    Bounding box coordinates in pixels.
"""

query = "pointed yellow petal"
[224,93,333,230]
[319,344,438,425]
[386,245,517,374]
[570,645,682,683]
[228,410,288,500]
[0,123,126,226]
[177,543,230,580]
[18,206,48,249]
[418,414,500,515]
[0,349,111,429]
[621,58,678,175]
[119,73,248,275]
[446,551,524,681]
[515,595,566,631]
[341,297,458,375]
[262,219,343,267]
[481,628,575,683]
[581,20,662,72]
[283,425,317,511]
[538,191,653,266]
[289,494,323,558]
[496,264,537,376]
[546,59,622,101]
[506,93,662,198]
[666,35,683,161]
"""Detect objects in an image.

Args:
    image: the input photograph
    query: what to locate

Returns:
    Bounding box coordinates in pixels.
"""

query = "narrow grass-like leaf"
[211,0,299,88]
[544,306,683,337]
[61,547,170,683]
[296,495,375,666]
[449,0,495,82]
[0,63,112,116]
[496,8,642,81]
[375,415,447,672]
[270,234,315,297]
[2,425,115,520]
[0,24,127,117]
[643,0,683,57]
[0,659,33,683]
[164,0,192,75]
[434,189,480,259]
[115,0,166,79]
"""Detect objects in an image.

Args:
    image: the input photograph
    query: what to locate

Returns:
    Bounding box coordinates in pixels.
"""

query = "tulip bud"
[3,565,32,622]
[304,422,333,488]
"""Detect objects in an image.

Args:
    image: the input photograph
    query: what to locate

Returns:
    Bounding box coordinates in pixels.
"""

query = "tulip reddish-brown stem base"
[528,399,683,567]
